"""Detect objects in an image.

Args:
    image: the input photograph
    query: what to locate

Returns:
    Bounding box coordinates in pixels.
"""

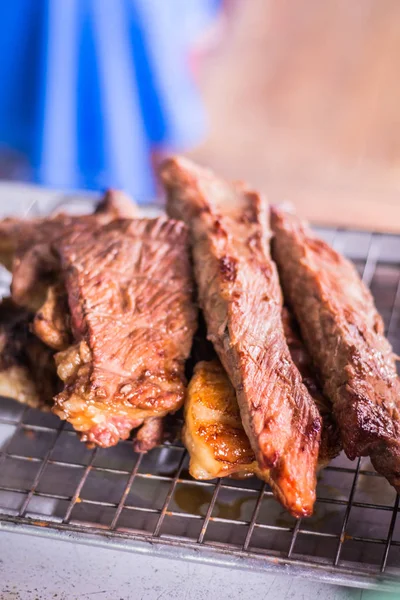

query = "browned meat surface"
[271,205,400,491]
[94,189,138,219]
[33,284,71,350]
[185,319,340,482]
[133,417,164,453]
[281,307,342,466]
[0,298,58,409]
[0,190,137,310]
[53,217,197,448]
[161,157,321,517]
[7,215,64,310]
[184,360,259,479]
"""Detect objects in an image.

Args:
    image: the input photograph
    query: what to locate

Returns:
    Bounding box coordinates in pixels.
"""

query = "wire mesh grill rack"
[1,197,400,591]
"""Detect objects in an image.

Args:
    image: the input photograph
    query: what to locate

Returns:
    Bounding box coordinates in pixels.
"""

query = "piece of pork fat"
[52,217,197,448]
[271,205,400,491]
[94,189,139,220]
[33,282,167,452]
[0,189,138,311]
[160,157,321,517]
[184,352,340,485]
[184,360,260,480]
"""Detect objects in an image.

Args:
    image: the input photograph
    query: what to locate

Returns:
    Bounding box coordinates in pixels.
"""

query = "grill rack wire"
[1,197,400,591]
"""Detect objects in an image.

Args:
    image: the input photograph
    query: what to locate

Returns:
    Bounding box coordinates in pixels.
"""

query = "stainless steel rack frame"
[0,197,400,592]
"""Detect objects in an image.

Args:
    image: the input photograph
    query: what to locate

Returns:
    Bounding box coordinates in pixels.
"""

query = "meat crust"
[133,417,165,453]
[184,360,259,480]
[185,314,341,482]
[0,190,137,310]
[271,205,400,491]
[281,307,342,466]
[53,217,197,448]
[161,157,321,517]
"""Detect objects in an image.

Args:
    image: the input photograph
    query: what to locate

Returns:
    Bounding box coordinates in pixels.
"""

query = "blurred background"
[2,0,400,230]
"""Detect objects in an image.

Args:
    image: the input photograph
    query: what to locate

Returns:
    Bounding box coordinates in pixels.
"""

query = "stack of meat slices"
[0,190,197,452]
[161,157,400,517]
[2,158,400,518]
[0,297,58,410]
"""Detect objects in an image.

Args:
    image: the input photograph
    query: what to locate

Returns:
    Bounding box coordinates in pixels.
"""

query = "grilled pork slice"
[0,189,137,310]
[185,317,341,481]
[161,157,321,517]
[184,360,259,479]
[35,282,166,452]
[281,307,342,466]
[0,298,58,409]
[52,217,197,448]
[271,205,400,491]
[133,417,165,453]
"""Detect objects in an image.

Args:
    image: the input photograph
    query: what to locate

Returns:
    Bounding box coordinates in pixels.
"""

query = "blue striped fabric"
[0,0,219,202]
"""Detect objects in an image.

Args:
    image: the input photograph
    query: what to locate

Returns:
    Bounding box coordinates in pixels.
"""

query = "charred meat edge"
[161,157,322,517]
[271,205,400,491]
[51,217,197,448]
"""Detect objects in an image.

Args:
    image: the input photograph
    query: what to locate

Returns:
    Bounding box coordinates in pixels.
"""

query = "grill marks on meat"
[271,206,400,491]
[55,340,141,446]
[0,192,183,451]
[161,157,321,517]
[0,189,138,311]
[0,298,58,409]
[184,360,259,479]
[53,217,197,448]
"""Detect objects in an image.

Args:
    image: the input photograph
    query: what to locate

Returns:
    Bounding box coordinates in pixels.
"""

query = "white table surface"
[1,530,399,600]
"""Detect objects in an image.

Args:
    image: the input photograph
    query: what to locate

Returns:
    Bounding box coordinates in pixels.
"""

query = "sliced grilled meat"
[33,284,71,350]
[0,189,137,310]
[161,157,321,517]
[281,307,342,465]
[94,188,138,219]
[185,312,340,482]
[271,205,400,491]
[0,298,58,409]
[53,217,197,448]
[133,417,164,453]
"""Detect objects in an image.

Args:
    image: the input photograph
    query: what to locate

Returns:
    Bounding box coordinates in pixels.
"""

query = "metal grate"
[1,199,400,590]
